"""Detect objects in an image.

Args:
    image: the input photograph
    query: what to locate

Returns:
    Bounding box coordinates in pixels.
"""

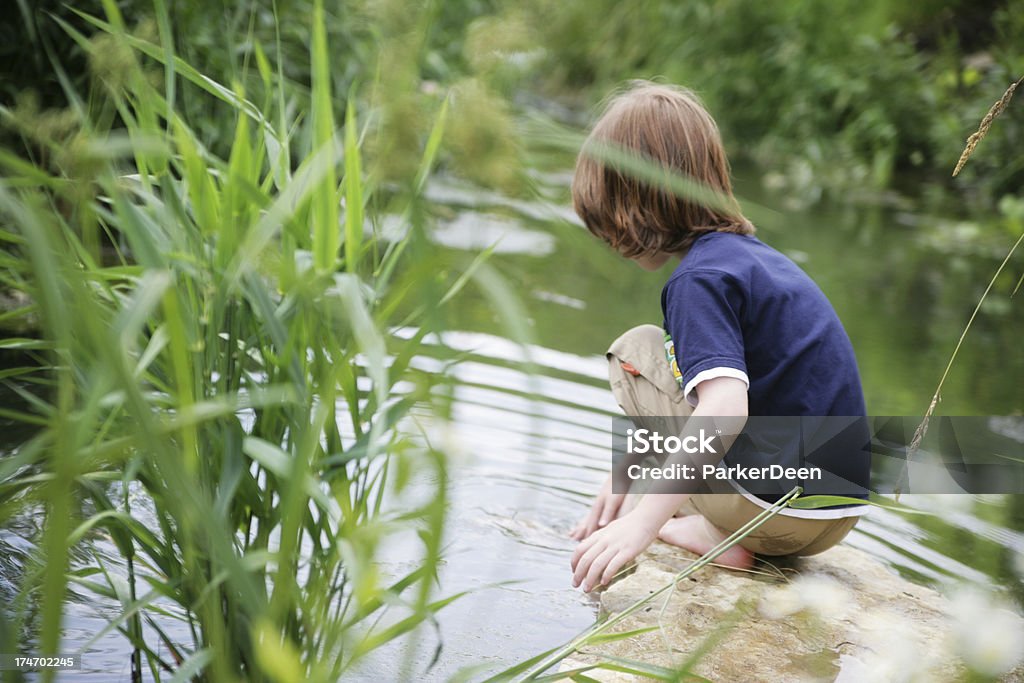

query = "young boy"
[569,82,870,593]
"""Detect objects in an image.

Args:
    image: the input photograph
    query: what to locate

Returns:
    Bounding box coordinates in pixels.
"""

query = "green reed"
[0,1,488,680]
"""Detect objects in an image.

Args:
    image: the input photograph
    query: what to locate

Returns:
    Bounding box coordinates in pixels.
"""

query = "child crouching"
[569,82,870,593]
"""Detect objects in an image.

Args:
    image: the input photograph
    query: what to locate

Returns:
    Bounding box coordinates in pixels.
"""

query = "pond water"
[2,163,1023,681]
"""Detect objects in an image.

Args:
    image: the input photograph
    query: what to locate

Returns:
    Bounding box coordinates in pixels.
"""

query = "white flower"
[856,655,916,683]
[852,613,929,683]
[794,575,853,619]
[759,584,803,620]
[949,588,1024,677]
[758,575,851,620]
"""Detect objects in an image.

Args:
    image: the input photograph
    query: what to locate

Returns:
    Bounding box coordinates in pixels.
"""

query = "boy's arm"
[571,376,748,592]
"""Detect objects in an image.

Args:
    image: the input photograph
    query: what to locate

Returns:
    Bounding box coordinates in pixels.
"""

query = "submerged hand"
[569,475,626,541]
[571,511,660,593]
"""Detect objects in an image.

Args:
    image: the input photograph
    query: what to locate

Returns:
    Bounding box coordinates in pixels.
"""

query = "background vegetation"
[6,1,1024,204]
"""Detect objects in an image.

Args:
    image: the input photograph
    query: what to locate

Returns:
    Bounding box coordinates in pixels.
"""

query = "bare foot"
[657,515,754,570]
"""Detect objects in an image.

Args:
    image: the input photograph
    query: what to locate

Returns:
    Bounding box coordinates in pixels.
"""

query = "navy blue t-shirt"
[662,231,870,503]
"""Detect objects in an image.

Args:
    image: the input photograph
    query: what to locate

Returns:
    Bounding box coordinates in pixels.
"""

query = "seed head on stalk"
[952,75,1024,177]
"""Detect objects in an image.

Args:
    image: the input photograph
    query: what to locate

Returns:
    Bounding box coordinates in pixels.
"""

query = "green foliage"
[3,0,495,162]
[13,0,1019,208]
[516,0,1024,205]
[0,4,502,680]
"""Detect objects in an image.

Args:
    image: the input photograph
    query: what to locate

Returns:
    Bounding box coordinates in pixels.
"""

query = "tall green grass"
[0,2,487,680]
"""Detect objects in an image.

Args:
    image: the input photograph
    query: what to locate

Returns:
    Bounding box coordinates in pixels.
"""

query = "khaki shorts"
[607,324,858,557]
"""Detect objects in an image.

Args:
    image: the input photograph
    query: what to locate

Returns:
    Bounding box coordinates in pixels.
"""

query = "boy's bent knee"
[607,324,666,360]
[607,325,685,405]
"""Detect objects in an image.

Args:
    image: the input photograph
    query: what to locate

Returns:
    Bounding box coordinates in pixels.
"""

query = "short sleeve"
[663,270,749,406]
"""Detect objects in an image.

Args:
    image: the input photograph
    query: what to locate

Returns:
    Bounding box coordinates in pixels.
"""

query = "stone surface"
[559,541,1022,682]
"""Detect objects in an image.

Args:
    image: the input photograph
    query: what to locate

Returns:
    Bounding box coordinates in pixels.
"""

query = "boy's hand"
[569,475,626,541]
[571,510,660,592]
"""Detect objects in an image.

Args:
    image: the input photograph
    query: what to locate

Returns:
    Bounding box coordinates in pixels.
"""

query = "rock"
[559,541,1020,682]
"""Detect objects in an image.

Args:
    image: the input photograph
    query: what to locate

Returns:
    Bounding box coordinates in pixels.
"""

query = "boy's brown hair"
[572,81,754,257]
